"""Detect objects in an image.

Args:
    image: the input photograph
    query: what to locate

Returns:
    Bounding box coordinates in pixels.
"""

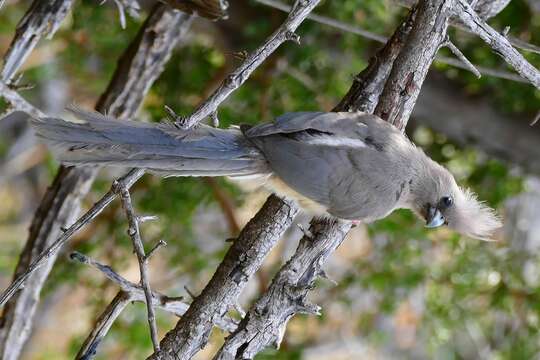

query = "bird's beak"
[425,205,445,228]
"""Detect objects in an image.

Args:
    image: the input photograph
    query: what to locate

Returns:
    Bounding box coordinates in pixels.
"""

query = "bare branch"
[452,0,540,88]
[76,291,132,360]
[70,252,237,359]
[163,0,229,20]
[393,0,540,55]
[0,81,44,119]
[0,168,145,309]
[100,0,141,29]
[435,55,527,83]
[443,38,481,78]
[114,180,160,352]
[0,7,192,358]
[174,0,322,129]
[1,0,74,82]
[374,0,453,129]
[149,195,299,359]
[531,112,540,126]
[333,8,417,113]
[255,0,532,83]
[147,239,168,260]
[215,220,352,359]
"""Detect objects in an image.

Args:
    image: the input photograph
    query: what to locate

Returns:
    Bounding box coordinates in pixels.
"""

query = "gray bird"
[31,108,501,240]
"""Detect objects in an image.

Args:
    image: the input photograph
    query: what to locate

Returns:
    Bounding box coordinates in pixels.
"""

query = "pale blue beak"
[426,206,445,228]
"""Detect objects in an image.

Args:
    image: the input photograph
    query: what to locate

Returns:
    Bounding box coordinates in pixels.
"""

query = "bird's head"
[410,159,502,241]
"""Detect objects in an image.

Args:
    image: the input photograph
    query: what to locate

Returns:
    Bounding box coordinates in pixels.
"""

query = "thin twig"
[76,291,132,360]
[71,251,237,359]
[392,0,540,54]
[70,251,237,331]
[531,111,540,126]
[254,0,534,83]
[0,168,145,308]
[444,38,481,78]
[453,0,540,89]
[149,195,299,359]
[100,0,141,29]
[0,81,45,119]
[146,240,167,260]
[172,0,322,129]
[113,178,160,353]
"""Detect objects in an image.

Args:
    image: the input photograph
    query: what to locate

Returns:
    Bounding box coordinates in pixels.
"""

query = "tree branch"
[150,195,299,359]
[0,6,192,359]
[104,0,141,29]
[0,81,45,119]
[1,0,74,82]
[171,0,322,129]
[256,0,532,83]
[70,251,237,359]
[393,0,540,54]
[452,0,540,89]
[333,8,417,113]
[0,168,145,307]
[113,175,161,352]
[214,219,352,359]
[374,0,453,129]
[163,0,229,20]
[215,1,455,357]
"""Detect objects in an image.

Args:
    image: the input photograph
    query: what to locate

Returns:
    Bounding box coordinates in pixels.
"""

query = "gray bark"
[374,0,453,129]
[1,0,74,82]
[178,0,322,128]
[0,5,192,360]
[214,1,455,358]
[150,195,299,360]
[72,250,237,359]
[214,219,352,360]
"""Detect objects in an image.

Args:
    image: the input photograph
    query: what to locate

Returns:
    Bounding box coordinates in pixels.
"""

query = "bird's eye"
[440,196,453,208]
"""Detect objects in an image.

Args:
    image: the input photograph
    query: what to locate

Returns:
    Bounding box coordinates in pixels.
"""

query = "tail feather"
[31,108,269,178]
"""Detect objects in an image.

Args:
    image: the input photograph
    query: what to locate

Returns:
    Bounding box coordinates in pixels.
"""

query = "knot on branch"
[224,74,239,89]
[285,31,300,44]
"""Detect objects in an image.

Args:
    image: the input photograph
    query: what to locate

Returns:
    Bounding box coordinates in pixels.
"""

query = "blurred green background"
[0,0,539,359]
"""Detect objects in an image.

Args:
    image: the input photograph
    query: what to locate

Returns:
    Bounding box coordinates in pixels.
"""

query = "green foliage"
[0,0,538,358]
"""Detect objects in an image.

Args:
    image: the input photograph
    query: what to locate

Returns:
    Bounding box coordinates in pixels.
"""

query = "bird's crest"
[450,187,502,241]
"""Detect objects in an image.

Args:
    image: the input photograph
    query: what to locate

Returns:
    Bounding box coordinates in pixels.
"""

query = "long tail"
[31,107,270,178]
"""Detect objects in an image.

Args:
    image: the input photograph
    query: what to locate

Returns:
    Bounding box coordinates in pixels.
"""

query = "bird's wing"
[244,111,393,152]
[244,111,366,136]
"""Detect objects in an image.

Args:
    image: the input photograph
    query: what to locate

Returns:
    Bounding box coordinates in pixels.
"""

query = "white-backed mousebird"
[31,108,502,240]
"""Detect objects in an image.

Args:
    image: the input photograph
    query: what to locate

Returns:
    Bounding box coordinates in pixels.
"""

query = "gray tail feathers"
[31,107,270,178]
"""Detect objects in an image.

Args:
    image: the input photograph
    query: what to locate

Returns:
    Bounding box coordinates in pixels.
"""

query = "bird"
[31,107,502,240]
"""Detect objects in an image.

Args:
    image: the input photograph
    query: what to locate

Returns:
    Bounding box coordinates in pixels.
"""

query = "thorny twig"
[216,0,455,357]
[70,251,237,360]
[168,0,322,129]
[443,37,481,78]
[0,81,44,120]
[453,0,540,89]
[149,195,299,359]
[100,0,141,29]
[391,0,540,54]
[113,179,160,352]
[255,0,537,84]
[0,168,146,308]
